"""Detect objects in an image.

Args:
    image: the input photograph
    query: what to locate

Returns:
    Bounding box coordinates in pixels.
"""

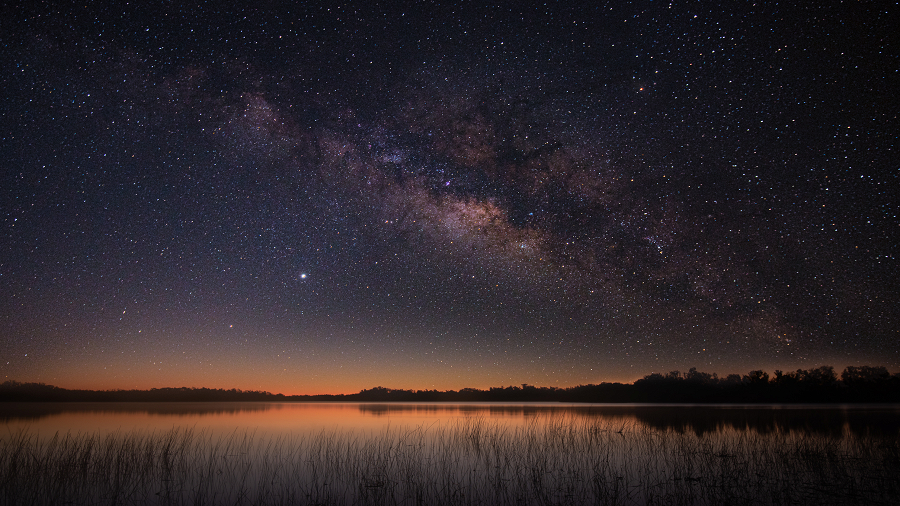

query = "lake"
[3,401,900,438]
[2,403,899,505]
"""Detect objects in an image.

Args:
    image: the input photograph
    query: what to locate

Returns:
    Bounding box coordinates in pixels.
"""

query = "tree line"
[2,365,898,403]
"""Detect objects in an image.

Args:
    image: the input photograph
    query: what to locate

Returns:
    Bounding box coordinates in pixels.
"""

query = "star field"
[1,1,897,394]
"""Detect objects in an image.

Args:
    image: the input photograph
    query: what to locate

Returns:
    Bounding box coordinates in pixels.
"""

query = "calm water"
[2,402,899,438]
[3,403,899,505]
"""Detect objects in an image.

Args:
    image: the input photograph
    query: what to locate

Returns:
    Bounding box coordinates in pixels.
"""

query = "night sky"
[1,1,897,394]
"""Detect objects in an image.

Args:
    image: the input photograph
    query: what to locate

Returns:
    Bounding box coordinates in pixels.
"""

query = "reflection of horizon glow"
[4,406,896,506]
[4,403,899,439]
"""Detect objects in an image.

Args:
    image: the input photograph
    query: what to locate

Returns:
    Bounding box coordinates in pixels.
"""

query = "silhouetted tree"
[5,365,900,403]
[842,366,890,386]
[744,370,769,384]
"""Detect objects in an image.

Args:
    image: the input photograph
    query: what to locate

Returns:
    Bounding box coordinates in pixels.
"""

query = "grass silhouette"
[2,415,898,505]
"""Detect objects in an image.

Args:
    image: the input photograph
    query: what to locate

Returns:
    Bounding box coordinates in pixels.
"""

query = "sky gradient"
[1,1,897,395]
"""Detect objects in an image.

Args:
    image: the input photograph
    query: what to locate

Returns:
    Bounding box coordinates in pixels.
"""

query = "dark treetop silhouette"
[3,365,899,404]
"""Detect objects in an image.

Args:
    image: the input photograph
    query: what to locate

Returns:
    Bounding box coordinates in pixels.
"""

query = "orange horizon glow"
[6,366,866,397]
[8,346,872,397]
[8,370,651,396]
[6,378,646,397]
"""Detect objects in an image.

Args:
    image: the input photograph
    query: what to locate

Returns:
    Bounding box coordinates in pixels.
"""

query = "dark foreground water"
[1,403,899,505]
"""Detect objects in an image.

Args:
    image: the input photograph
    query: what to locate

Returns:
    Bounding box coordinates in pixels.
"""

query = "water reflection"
[0,401,275,422]
[622,405,900,437]
[3,403,898,506]
[356,403,900,437]
[1,402,898,438]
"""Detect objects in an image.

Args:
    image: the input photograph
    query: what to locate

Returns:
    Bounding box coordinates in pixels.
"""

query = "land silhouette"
[3,365,899,403]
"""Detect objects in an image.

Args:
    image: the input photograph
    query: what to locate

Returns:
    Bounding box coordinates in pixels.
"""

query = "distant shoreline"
[4,365,900,403]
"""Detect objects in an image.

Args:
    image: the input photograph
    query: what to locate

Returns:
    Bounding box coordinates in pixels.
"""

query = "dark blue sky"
[1,1,896,393]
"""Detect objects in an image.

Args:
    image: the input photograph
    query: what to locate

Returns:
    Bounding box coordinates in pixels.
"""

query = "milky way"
[1,2,896,393]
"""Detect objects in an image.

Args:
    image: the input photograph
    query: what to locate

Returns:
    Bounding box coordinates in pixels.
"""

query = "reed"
[2,416,898,505]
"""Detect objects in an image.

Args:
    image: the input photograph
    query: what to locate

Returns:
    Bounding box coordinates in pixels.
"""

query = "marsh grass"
[2,416,898,505]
